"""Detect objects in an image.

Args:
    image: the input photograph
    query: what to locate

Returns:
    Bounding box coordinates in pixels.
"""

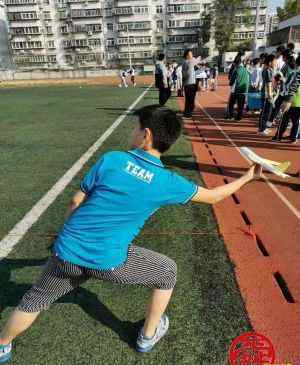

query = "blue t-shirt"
[54,149,198,270]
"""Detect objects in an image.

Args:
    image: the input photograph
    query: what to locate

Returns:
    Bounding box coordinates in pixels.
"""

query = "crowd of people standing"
[226,43,300,144]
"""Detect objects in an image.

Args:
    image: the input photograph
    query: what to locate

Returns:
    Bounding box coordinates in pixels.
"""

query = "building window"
[118,22,151,31]
[185,19,201,27]
[88,38,101,47]
[48,40,55,48]
[134,6,149,14]
[156,20,163,31]
[167,4,200,13]
[5,0,36,5]
[48,55,57,63]
[107,23,114,31]
[203,3,210,12]
[168,20,181,28]
[106,38,115,46]
[114,7,133,15]
[46,26,52,34]
[8,12,37,21]
[156,5,162,13]
[43,11,51,20]
[11,41,43,49]
[11,26,40,35]
[70,9,101,18]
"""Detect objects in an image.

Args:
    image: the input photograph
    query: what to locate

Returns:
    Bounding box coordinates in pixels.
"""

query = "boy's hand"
[245,164,262,181]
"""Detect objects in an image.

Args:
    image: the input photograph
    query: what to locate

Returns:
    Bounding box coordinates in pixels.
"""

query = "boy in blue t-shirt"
[0,105,261,362]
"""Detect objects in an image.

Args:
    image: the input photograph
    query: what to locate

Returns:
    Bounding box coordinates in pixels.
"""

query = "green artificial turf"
[0,85,251,364]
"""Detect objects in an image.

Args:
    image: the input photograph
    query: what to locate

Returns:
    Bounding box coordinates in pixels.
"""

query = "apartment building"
[232,0,268,48]
[2,0,215,70]
[2,0,269,70]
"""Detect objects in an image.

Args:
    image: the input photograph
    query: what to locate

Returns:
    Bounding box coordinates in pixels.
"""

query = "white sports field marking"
[198,101,300,220]
[0,85,152,260]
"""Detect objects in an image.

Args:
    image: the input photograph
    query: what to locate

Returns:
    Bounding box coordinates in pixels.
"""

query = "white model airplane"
[240,147,291,179]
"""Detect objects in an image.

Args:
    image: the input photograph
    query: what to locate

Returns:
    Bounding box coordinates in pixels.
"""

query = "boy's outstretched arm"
[67,190,87,217]
[191,164,262,205]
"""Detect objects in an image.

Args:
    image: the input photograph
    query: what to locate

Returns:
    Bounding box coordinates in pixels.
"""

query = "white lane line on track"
[0,85,152,260]
[197,98,300,220]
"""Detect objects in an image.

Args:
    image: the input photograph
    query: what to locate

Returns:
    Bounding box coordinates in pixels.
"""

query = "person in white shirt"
[118,69,128,88]
[195,63,207,91]
[250,58,262,92]
[128,67,136,87]
[176,65,183,96]
[275,45,286,72]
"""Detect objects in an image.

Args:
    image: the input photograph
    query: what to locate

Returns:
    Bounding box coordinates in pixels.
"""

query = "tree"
[201,12,211,45]
[214,0,247,55]
[277,0,300,21]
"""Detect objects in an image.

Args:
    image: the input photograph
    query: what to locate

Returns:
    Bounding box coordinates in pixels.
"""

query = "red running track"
[179,76,300,364]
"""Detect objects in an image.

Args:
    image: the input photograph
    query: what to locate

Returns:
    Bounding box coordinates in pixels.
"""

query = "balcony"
[238,0,267,9]
[5,0,36,5]
[7,12,38,21]
[167,4,200,13]
[117,22,152,32]
[168,19,201,29]
[11,40,44,50]
[10,26,41,36]
[112,7,133,16]
[118,51,152,60]
[167,34,199,43]
[117,36,152,45]
[63,38,101,49]
[71,24,102,33]
[70,8,101,18]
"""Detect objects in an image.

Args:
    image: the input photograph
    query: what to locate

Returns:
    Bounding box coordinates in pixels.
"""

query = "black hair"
[264,54,275,66]
[282,48,292,59]
[259,53,267,64]
[287,42,295,51]
[183,48,193,59]
[276,45,285,54]
[253,58,260,66]
[133,105,182,153]
[158,53,165,61]
[286,54,296,69]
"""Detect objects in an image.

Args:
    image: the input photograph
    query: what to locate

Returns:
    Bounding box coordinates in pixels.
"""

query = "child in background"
[210,65,219,91]
[171,66,178,92]
[259,54,276,135]
[128,66,136,87]
[119,69,128,88]
[250,58,262,92]
[227,58,250,121]
[176,65,183,97]
[204,64,210,90]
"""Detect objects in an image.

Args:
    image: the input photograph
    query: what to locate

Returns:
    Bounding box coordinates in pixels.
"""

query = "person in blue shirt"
[0,105,262,362]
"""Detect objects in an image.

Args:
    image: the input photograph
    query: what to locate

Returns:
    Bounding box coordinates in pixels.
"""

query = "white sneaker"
[0,343,12,364]
[258,129,270,136]
[136,315,169,353]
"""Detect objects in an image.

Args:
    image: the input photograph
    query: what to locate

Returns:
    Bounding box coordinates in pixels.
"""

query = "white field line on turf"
[198,100,300,220]
[0,85,152,260]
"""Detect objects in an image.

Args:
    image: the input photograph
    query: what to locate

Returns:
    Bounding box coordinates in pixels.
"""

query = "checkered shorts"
[18,245,177,312]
